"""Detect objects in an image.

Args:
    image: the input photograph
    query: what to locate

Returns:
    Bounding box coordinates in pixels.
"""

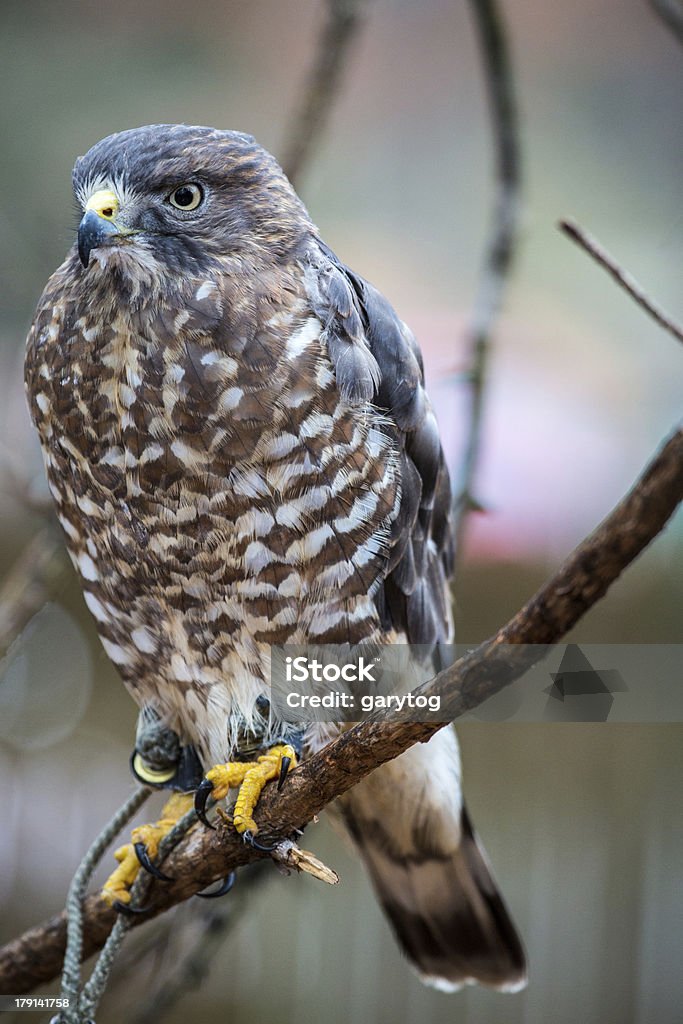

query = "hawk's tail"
[334,728,527,992]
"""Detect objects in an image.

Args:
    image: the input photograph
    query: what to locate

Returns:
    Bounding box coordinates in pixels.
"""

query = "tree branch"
[281,0,370,185]
[650,0,683,46]
[2,424,681,995]
[560,219,683,345]
[453,0,522,556]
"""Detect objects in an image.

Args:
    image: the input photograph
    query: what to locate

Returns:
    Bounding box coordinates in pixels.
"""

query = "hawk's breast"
[25,262,401,756]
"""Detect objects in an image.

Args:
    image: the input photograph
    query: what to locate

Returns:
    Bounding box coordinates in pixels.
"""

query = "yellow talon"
[203,744,297,837]
[101,793,194,907]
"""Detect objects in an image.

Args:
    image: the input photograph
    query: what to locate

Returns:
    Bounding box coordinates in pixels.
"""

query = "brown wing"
[311,242,455,654]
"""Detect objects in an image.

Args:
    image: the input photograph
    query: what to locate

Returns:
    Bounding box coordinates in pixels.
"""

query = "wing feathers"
[309,242,454,648]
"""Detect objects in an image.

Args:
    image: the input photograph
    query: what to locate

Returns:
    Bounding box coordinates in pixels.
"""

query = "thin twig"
[1,423,680,995]
[452,0,522,558]
[272,839,340,885]
[281,0,370,186]
[561,219,683,345]
[650,0,683,45]
[0,527,68,656]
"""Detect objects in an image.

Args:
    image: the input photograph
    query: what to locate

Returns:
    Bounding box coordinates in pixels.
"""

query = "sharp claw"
[277,755,291,791]
[242,829,276,852]
[194,778,216,829]
[133,841,174,882]
[196,871,237,899]
[113,899,150,916]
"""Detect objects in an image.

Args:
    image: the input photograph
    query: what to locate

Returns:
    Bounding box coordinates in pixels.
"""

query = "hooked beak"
[78,188,128,267]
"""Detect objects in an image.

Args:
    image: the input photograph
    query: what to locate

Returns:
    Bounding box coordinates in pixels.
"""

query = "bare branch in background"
[281,0,370,185]
[650,0,683,45]
[452,0,522,559]
[560,218,683,345]
[0,526,68,655]
[2,423,680,995]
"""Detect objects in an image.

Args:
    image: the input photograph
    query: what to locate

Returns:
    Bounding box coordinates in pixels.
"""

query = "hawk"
[25,124,526,992]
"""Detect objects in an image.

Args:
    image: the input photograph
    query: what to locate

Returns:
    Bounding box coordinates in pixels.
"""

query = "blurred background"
[0,1,681,1022]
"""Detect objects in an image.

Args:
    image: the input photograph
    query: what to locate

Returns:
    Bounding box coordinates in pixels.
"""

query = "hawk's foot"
[194,744,297,841]
[101,792,193,907]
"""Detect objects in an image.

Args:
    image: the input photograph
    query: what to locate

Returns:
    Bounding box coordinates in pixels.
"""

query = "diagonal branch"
[561,219,683,346]
[1,424,681,995]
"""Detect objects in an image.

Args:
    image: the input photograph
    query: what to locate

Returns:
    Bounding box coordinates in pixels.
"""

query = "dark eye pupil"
[174,186,195,207]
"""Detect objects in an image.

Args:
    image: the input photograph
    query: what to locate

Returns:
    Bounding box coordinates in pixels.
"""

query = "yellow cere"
[85,189,119,221]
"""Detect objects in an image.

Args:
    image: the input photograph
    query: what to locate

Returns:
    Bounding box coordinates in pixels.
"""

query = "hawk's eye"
[168,183,203,211]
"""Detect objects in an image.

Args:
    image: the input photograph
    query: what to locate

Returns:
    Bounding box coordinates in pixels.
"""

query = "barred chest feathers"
[25,254,401,764]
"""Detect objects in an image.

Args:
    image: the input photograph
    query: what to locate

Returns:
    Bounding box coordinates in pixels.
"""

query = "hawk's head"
[72,124,313,276]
